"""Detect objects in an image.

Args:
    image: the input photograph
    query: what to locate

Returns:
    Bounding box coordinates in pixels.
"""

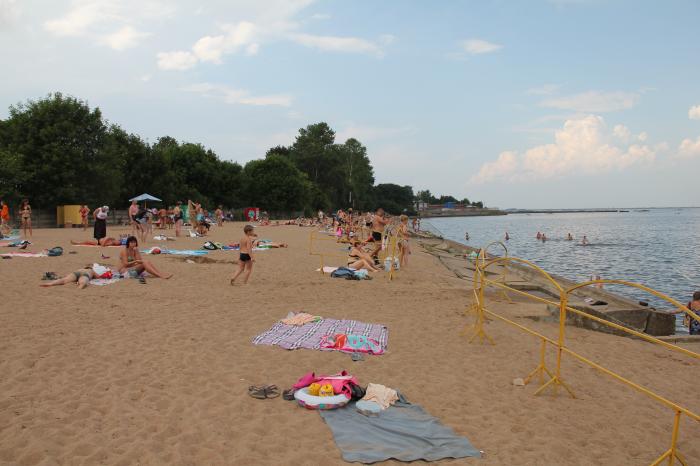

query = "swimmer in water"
[536,231,542,240]
[541,233,547,242]
[567,233,573,241]
[505,232,510,241]
[581,235,589,246]
[465,232,469,241]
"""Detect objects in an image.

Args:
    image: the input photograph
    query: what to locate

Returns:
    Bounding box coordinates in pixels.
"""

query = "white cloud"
[689,105,700,120]
[44,0,169,48]
[291,33,384,56]
[310,13,330,20]
[526,84,560,96]
[461,39,502,55]
[0,0,20,27]
[156,2,390,70]
[183,83,292,107]
[541,91,639,113]
[472,115,656,183]
[44,1,106,36]
[678,136,700,159]
[157,51,198,70]
[100,26,150,51]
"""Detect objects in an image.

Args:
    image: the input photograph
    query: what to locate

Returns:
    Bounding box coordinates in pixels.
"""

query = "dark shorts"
[240,253,252,262]
[372,231,382,242]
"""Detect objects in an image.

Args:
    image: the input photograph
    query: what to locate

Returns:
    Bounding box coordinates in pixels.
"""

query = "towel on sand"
[253,318,388,353]
[1,252,47,258]
[319,398,481,464]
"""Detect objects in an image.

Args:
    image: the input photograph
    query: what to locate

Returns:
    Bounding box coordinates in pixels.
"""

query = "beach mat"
[1,252,47,258]
[252,318,388,353]
[89,278,122,286]
[319,399,481,463]
[141,248,208,256]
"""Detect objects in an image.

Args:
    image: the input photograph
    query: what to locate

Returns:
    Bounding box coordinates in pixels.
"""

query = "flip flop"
[139,277,147,284]
[282,389,296,401]
[248,385,280,399]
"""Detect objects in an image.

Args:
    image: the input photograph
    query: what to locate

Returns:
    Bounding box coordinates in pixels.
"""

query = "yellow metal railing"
[464,245,700,466]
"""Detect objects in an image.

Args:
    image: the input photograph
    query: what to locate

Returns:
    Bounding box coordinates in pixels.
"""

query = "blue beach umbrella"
[129,193,162,209]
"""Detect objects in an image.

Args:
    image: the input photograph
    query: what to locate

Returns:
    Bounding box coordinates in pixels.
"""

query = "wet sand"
[0,223,698,465]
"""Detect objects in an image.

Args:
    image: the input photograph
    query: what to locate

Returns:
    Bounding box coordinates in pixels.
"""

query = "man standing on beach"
[129,200,139,235]
[370,208,390,259]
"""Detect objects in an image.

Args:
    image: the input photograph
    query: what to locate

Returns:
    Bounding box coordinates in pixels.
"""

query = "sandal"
[248,385,280,399]
[139,277,147,284]
[282,389,296,401]
[42,272,58,280]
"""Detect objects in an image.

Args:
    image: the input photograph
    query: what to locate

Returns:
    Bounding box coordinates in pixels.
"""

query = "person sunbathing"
[347,240,380,272]
[119,236,173,279]
[40,267,98,289]
[71,237,123,247]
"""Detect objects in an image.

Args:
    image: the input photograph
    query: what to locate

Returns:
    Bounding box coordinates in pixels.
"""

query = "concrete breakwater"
[415,232,679,337]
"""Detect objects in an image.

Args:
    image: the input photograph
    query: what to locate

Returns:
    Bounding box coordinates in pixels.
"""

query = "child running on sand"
[230,225,256,285]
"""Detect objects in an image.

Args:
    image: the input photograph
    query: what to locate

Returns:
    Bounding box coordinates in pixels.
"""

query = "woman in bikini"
[20,199,32,237]
[398,214,411,268]
[40,267,98,289]
[119,236,172,279]
[347,240,380,272]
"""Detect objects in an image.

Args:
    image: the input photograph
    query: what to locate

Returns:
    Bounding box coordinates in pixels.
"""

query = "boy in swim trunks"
[230,225,256,285]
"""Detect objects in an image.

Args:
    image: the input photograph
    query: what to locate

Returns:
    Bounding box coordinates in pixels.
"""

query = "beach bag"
[47,246,63,257]
[331,267,357,280]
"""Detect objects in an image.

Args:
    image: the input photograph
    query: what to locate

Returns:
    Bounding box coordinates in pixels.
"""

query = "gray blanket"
[319,399,481,463]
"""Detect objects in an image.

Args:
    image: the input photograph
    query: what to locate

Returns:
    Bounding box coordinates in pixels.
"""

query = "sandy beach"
[1,223,699,465]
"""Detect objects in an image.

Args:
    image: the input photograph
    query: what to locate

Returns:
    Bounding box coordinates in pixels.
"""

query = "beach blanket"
[316,266,339,274]
[141,248,208,256]
[319,398,481,463]
[252,318,388,353]
[1,252,48,258]
[89,277,122,286]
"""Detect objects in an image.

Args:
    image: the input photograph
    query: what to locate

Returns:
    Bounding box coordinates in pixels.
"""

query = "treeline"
[0,93,480,215]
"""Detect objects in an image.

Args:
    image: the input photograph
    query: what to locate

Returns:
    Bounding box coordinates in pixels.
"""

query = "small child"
[230,225,256,285]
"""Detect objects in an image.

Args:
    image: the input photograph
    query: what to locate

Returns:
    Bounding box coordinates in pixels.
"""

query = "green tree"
[0,93,123,207]
[289,123,335,185]
[243,155,311,212]
[336,138,375,210]
[416,190,438,204]
[0,149,27,205]
[374,183,414,214]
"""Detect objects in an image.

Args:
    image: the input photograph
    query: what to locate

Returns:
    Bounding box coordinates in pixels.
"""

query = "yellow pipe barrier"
[465,247,700,465]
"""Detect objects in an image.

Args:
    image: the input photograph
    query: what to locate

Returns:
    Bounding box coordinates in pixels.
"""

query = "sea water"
[426,208,700,334]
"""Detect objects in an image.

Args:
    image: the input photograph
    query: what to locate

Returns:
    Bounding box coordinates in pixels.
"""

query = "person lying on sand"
[119,236,172,279]
[72,237,124,247]
[40,267,98,289]
[347,240,380,272]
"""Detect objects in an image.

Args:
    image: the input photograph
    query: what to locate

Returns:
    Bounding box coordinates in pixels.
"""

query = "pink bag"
[292,370,358,399]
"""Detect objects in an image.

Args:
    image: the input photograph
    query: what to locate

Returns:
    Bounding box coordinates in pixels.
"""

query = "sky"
[1,0,699,209]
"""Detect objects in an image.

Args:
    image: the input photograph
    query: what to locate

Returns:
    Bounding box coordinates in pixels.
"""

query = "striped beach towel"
[252,317,388,353]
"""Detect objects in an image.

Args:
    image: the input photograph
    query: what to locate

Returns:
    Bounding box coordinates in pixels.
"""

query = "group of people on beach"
[0,198,33,238]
